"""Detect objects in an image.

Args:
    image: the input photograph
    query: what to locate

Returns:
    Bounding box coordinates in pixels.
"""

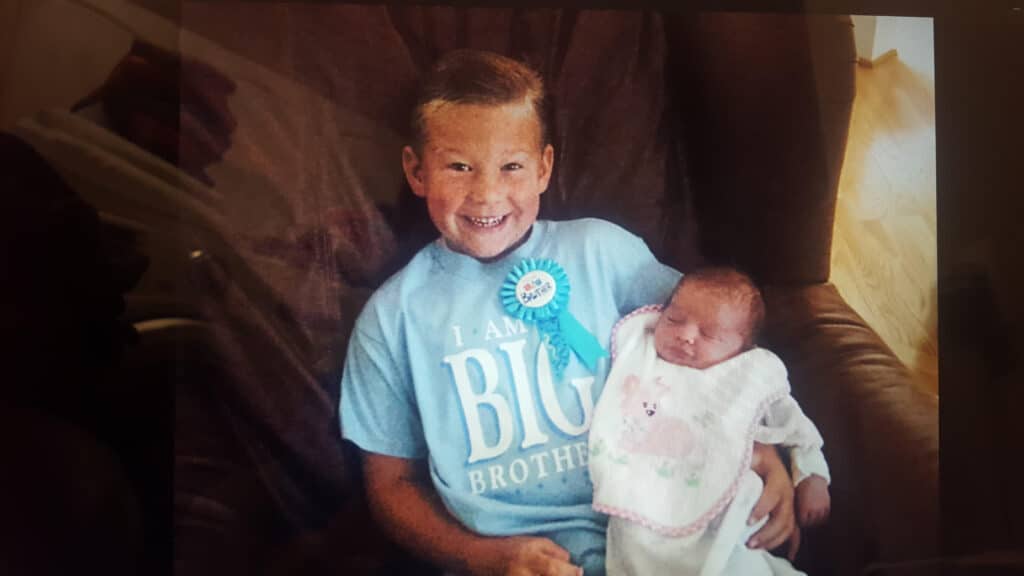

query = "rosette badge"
[502,258,608,377]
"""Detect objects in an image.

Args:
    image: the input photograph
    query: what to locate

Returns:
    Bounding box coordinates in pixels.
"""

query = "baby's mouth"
[464,215,507,228]
[672,346,695,360]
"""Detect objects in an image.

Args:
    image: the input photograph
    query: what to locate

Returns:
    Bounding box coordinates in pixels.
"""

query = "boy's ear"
[538,143,554,193]
[402,145,426,197]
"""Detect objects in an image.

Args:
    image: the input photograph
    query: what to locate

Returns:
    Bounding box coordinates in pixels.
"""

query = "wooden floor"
[830,26,938,397]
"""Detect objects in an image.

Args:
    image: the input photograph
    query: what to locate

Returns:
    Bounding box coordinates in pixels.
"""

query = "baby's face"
[653,282,750,369]
[402,100,554,261]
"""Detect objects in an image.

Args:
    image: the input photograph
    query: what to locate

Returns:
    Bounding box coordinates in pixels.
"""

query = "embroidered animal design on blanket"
[617,375,707,481]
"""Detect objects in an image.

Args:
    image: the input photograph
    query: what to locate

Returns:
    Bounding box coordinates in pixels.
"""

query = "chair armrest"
[761,283,938,574]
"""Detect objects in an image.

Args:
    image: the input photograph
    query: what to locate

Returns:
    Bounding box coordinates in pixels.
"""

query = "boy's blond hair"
[411,49,548,151]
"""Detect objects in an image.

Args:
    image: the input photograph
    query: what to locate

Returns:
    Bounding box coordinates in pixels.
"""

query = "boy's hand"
[473,536,581,576]
[796,475,831,527]
[746,443,797,553]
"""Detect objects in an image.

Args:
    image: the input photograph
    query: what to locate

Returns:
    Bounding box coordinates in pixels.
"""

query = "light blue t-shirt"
[340,219,681,574]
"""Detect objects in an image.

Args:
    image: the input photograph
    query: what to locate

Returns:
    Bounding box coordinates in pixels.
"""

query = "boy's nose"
[468,171,502,203]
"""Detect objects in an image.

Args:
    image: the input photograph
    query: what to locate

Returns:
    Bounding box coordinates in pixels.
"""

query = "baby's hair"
[670,267,766,347]
[410,49,549,152]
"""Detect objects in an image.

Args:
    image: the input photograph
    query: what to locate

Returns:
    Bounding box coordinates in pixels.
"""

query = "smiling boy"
[340,49,797,576]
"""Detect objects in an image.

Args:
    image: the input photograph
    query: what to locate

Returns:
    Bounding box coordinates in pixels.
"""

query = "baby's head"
[653,267,765,369]
[402,50,555,261]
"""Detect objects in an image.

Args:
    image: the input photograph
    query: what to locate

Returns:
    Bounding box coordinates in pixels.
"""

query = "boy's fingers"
[767,515,795,550]
[527,551,578,576]
[527,538,580,576]
[747,485,779,526]
[535,538,571,561]
[787,526,801,561]
[747,503,794,550]
[748,454,796,550]
[538,558,582,576]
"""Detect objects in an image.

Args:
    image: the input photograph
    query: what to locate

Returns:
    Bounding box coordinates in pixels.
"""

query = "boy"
[340,49,797,576]
[590,268,830,575]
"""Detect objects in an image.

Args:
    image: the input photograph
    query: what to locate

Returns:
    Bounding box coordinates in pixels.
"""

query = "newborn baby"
[589,267,830,576]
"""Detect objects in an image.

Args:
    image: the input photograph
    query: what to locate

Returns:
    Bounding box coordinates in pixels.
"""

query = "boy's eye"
[448,162,472,172]
[502,162,523,171]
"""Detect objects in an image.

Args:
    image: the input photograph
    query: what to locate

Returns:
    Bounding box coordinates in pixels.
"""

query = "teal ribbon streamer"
[557,310,608,373]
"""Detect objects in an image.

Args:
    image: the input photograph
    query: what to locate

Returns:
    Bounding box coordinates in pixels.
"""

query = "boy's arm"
[747,443,799,559]
[363,452,582,576]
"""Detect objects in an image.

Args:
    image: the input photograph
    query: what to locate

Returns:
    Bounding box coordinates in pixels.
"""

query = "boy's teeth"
[468,216,504,227]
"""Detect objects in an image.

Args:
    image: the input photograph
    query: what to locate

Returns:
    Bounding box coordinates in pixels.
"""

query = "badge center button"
[516,270,557,309]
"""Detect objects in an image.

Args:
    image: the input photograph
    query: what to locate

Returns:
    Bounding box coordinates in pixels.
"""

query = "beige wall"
[875,16,935,83]
[851,15,935,84]
[0,0,132,129]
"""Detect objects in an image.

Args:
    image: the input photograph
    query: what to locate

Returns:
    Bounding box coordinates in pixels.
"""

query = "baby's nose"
[677,323,698,343]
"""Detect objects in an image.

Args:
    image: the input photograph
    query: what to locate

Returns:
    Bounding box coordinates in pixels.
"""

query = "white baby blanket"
[590,307,796,542]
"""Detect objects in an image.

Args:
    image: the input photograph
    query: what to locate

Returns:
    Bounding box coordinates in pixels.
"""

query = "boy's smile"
[402,100,554,261]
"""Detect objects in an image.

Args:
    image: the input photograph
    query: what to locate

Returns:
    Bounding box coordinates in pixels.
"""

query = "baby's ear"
[402,146,426,197]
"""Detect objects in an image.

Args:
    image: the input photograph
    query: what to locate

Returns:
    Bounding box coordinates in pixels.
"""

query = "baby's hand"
[795,475,831,527]
[477,536,582,576]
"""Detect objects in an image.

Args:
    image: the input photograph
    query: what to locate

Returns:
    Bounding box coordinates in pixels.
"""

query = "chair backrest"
[671,13,856,285]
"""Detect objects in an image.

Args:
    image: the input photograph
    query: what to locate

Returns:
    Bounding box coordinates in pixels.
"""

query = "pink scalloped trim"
[610,305,663,362]
[593,389,790,539]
